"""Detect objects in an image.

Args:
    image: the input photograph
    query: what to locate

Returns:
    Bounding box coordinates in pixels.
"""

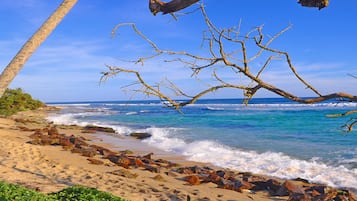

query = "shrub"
[0,88,45,117]
[0,181,127,201]
[0,181,48,201]
[48,186,127,201]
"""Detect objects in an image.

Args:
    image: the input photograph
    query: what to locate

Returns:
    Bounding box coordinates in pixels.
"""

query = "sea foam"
[142,127,357,190]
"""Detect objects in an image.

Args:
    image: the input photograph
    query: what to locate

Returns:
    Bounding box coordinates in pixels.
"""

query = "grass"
[0,181,127,201]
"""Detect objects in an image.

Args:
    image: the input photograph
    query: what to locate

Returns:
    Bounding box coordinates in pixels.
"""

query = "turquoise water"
[48,98,357,190]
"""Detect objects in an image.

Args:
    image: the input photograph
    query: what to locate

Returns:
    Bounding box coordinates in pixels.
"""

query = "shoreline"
[0,107,355,201]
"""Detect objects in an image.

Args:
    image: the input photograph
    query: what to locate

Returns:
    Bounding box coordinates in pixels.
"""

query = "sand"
[0,108,278,201]
[0,108,354,201]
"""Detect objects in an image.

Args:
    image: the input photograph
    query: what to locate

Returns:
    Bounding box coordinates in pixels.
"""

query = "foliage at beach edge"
[0,88,45,117]
[0,181,127,201]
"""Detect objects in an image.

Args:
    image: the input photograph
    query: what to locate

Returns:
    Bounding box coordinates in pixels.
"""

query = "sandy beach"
[0,107,355,201]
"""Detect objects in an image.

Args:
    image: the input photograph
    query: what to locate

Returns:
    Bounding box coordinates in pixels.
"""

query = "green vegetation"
[0,88,45,117]
[0,181,127,201]
[49,186,127,201]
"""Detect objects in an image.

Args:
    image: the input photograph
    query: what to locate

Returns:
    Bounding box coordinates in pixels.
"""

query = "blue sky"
[0,0,356,102]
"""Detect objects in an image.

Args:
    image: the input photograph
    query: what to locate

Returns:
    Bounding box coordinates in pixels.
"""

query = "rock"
[288,193,311,201]
[143,152,154,160]
[106,154,131,168]
[217,179,242,192]
[251,179,282,195]
[130,158,146,167]
[275,181,296,196]
[185,175,201,185]
[239,180,254,191]
[216,170,227,178]
[207,172,222,184]
[87,158,104,165]
[130,132,152,140]
[83,125,115,133]
[71,148,82,154]
[48,127,59,136]
[107,155,120,164]
[117,156,131,169]
[145,165,161,173]
[80,147,97,157]
[60,137,74,151]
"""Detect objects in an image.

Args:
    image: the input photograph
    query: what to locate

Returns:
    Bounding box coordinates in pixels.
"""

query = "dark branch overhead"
[298,0,329,9]
[149,0,330,16]
[149,0,199,15]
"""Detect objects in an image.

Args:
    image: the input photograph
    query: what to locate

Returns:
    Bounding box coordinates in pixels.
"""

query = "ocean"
[47,98,357,191]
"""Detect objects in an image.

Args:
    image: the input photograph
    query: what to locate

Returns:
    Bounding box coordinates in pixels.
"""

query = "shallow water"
[48,98,357,190]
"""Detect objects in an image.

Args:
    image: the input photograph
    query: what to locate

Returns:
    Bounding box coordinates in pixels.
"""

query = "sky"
[0,0,356,102]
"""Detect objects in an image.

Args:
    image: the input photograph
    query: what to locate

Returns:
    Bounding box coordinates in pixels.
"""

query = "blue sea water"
[47,98,357,190]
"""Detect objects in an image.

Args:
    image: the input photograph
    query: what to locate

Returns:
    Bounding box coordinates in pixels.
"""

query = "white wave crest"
[46,113,133,134]
[142,128,357,190]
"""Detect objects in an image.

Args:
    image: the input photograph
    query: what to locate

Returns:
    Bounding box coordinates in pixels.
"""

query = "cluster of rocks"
[27,126,176,173]
[24,125,356,201]
[173,166,356,201]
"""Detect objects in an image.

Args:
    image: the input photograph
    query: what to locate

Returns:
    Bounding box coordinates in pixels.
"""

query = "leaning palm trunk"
[0,0,78,98]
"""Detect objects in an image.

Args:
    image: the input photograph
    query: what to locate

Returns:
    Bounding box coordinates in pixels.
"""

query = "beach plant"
[0,88,44,117]
[48,186,127,201]
[0,181,48,201]
[0,181,127,201]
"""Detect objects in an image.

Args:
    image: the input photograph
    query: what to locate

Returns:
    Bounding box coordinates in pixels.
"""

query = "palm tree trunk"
[0,0,78,98]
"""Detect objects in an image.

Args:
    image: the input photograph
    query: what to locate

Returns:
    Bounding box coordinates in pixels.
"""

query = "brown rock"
[117,156,131,169]
[185,175,201,185]
[87,158,104,165]
[208,172,222,183]
[288,193,311,201]
[217,179,242,192]
[276,180,306,196]
[81,148,97,157]
[251,179,282,195]
[107,155,120,164]
[239,180,254,190]
[59,137,74,151]
[48,127,59,136]
[102,149,118,158]
[132,158,145,167]
[143,152,154,160]
[145,165,161,173]
[71,147,82,154]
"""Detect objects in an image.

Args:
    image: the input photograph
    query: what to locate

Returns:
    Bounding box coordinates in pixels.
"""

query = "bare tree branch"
[104,4,356,131]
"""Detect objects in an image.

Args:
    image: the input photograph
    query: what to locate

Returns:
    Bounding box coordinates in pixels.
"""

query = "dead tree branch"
[104,4,356,131]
